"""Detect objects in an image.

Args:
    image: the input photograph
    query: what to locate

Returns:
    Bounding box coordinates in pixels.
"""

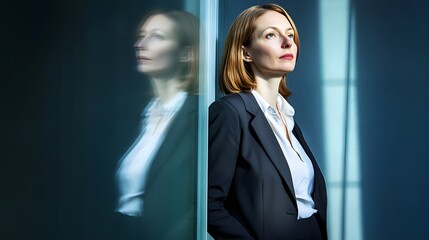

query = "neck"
[254,75,282,107]
[150,77,184,104]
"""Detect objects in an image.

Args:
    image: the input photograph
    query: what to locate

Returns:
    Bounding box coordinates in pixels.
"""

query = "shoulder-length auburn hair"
[220,3,300,98]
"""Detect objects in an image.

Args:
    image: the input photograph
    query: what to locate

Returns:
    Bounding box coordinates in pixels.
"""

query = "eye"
[266,33,276,39]
[137,34,145,41]
[287,33,294,39]
[151,33,165,40]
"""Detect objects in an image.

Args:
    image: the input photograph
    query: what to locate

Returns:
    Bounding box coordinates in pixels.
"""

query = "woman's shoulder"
[209,93,247,117]
[212,92,250,108]
[209,93,246,129]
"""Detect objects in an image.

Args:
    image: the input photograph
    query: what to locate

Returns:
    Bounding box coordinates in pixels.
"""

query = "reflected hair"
[138,10,199,93]
[220,3,300,98]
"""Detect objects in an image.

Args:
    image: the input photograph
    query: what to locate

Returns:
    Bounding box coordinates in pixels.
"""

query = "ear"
[179,46,194,63]
[242,46,252,62]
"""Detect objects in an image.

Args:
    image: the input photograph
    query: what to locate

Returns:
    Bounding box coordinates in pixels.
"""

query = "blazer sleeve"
[207,100,255,240]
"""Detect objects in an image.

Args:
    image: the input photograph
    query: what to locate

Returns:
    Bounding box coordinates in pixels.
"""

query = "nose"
[281,35,293,49]
[134,37,146,49]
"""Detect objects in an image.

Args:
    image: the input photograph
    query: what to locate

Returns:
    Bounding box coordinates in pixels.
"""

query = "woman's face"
[243,10,297,78]
[134,14,182,77]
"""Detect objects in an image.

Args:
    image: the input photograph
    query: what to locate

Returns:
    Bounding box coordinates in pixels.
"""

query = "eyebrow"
[261,26,293,34]
[137,29,165,35]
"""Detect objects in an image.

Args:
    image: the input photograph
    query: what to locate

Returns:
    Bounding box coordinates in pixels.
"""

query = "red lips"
[280,54,294,60]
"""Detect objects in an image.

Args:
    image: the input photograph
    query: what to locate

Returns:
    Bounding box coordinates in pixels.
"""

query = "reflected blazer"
[118,95,198,240]
[208,92,327,240]
[141,95,197,240]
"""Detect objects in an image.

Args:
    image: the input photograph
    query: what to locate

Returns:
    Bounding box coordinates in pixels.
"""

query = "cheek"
[155,43,180,62]
[292,44,298,55]
[253,45,275,59]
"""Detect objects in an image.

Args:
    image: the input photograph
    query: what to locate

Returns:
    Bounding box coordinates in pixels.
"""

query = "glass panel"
[4,0,209,239]
[319,0,362,239]
[111,1,203,239]
[198,1,218,240]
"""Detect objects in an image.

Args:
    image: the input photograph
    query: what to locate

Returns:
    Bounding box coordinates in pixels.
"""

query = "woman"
[208,3,327,240]
[115,10,199,240]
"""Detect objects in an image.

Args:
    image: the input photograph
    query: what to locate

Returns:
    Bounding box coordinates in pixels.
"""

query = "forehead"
[254,10,292,32]
[140,14,176,33]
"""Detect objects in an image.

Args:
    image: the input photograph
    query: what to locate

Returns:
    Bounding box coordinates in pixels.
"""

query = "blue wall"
[355,0,429,239]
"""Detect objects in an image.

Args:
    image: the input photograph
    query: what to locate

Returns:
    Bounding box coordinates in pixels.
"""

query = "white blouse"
[251,90,317,219]
[116,91,188,216]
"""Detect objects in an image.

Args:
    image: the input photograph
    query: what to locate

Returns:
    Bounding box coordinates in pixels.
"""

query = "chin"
[282,66,296,73]
[276,69,294,75]
[137,65,152,74]
[137,65,143,72]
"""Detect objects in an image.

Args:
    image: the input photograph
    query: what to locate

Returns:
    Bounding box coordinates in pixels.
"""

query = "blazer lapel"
[292,123,323,178]
[146,95,198,183]
[239,93,296,200]
[292,123,326,199]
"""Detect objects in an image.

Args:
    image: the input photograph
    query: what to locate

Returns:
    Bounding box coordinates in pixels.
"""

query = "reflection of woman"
[208,4,327,240]
[115,10,198,240]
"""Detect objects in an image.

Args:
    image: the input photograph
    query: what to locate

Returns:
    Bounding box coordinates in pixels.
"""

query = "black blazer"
[117,95,198,240]
[208,93,327,240]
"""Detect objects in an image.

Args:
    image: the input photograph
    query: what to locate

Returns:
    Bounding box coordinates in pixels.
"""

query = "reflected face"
[243,10,297,78]
[134,14,181,76]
